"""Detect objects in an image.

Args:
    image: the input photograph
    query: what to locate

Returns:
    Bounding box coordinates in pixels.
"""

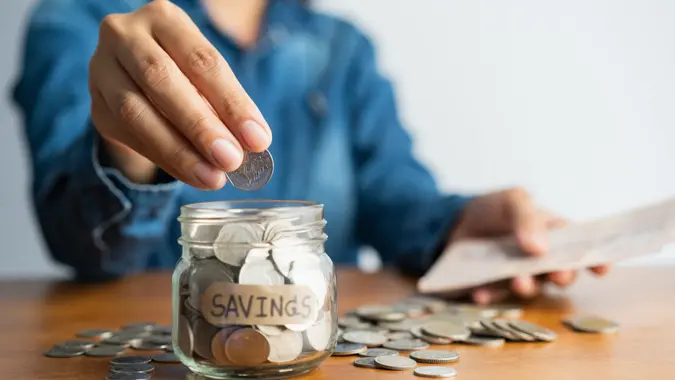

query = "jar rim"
[178,200,324,221]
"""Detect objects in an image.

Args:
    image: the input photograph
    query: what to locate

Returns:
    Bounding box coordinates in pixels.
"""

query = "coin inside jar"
[225,328,270,366]
[266,329,304,363]
[178,315,194,356]
[210,326,242,365]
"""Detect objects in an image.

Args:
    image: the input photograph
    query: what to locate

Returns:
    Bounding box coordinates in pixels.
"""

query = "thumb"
[507,189,548,256]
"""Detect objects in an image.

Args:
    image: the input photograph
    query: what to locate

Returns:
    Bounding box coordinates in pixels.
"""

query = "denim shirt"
[12,0,471,281]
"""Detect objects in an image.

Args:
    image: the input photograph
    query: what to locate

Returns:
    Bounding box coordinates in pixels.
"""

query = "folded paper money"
[418,197,675,293]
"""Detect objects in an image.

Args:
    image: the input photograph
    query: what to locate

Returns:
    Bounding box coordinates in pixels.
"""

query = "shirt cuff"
[75,129,184,252]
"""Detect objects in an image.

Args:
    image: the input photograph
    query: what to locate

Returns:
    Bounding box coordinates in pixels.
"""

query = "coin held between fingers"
[240,120,271,152]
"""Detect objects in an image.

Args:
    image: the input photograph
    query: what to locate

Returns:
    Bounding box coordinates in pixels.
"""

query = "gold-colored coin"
[210,326,241,365]
[564,316,619,334]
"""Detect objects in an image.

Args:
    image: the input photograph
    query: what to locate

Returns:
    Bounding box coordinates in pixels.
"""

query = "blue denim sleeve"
[12,0,183,281]
[347,29,474,277]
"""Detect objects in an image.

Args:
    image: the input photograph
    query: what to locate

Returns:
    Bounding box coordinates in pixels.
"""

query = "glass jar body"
[172,201,337,379]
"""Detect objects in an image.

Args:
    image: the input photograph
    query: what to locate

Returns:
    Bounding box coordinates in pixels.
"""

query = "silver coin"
[262,218,296,242]
[131,339,166,351]
[332,343,367,356]
[422,321,471,341]
[106,374,151,380]
[147,335,173,346]
[493,319,535,341]
[457,336,505,347]
[357,305,406,322]
[55,340,95,350]
[338,316,371,329]
[479,320,518,341]
[563,316,619,334]
[342,330,388,347]
[110,356,152,365]
[151,353,181,363]
[374,355,417,370]
[238,259,285,286]
[353,357,377,369]
[226,149,274,191]
[414,366,458,378]
[213,222,265,266]
[410,326,452,345]
[76,329,114,339]
[391,303,427,318]
[265,329,303,363]
[85,345,126,357]
[387,332,414,341]
[101,336,141,347]
[410,350,460,364]
[382,339,429,351]
[303,314,332,351]
[110,363,154,374]
[358,348,399,357]
[379,319,422,332]
[286,254,325,329]
[152,325,173,335]
[44,347,85,358]
[509,320,557,341]
[257,325,284,337]
[496,306,524,319]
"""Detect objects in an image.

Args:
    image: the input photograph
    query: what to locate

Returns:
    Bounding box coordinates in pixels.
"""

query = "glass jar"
[173,201,337,379]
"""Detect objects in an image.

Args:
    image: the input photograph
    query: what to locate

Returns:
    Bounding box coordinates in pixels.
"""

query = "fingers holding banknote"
[450,188,611,305]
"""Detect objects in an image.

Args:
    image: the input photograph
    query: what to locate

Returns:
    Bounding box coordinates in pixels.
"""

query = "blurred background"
[1,0,674,278]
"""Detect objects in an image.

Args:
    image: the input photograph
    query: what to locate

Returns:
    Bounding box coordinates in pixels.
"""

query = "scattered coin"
[110,363,155,374]
[225,149,275,191]
[480,320,518,341]
[410,326,452,345]
[76,329,114,339]
[102,336,141,347]
[121,323,156,331]
[564,316,619,334]
[357,305,406,322]
[152,326,172,335]
[55,340,95,350]
[387,331,413,341]
[382,339,430,351]
[509,320,558,342]
[422,322,471,341]
[358,348,399,357]
[414,366,458,378]
[456,336,505,347]
[131,339,166,351]
[44,347,85,358]
[85,345,126,357]
[492,319,536,342]
[110,356,152,366]
[338,316,370,329]
[106,374,151,380]
[342,331,388,347]
[410,350,460,364]
[152,353,181,363]
[374,355,417,370]
[332,343,367,356]
[353,357,377,369]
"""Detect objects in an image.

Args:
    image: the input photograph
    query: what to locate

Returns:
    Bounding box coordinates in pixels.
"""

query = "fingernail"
[250,105,271,135]
[211,139,243,172]
[194,162,225,189]
[240,120,271,151]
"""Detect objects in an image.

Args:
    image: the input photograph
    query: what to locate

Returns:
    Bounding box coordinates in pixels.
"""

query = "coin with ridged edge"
[332,343,367,356]
[110,363,154,374]
[414,366,458,378]
[55,340,95,350]
[456,336,505,347]
[85,345,126,357]
[563,316,619,334]
[374,355,417,370]
[410,326,452,345]
[342,331,388,347]
[110,356,152,365]
[509,320,557,341]
[151,353,181,363]
[421,322,471,341]
[358,348,399,357]
[410,350,460,364]
[44,347,85,358]
[225,149,274,191]
[383,339,429,351]
[353,357,377,369]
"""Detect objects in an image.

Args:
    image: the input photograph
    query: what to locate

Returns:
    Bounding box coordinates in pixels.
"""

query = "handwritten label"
[200,283,319,326]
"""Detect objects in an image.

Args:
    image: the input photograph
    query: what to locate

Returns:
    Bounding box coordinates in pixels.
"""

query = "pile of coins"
[329,296,618,377]
[177,215,333,369]
[43,322,181,379]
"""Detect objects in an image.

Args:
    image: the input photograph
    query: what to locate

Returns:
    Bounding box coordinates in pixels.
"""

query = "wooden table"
[2,267,674,380]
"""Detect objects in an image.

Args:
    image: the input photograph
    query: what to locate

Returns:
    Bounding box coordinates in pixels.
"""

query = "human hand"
[89,0,271,189]
[449,188,610,305]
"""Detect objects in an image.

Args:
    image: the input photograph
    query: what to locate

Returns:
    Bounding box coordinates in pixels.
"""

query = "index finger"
[150,8,272,153]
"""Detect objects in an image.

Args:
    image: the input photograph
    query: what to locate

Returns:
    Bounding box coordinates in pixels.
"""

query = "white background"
[1,0,674,278]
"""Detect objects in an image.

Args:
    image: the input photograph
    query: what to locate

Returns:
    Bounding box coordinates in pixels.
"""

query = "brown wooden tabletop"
[2,267,674,380]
